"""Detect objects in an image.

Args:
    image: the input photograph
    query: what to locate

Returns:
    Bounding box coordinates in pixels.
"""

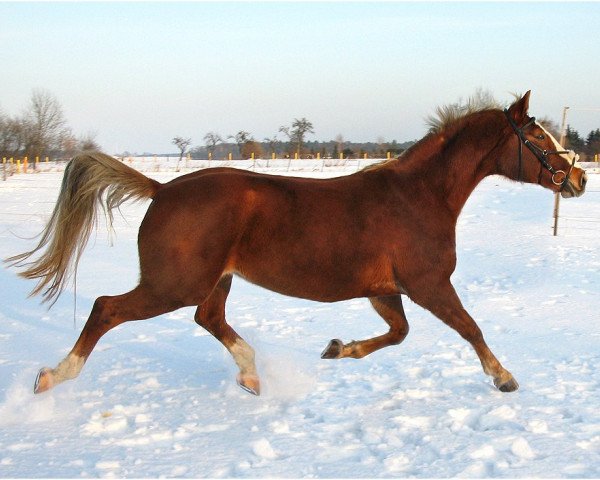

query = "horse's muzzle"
[561,170,587,198]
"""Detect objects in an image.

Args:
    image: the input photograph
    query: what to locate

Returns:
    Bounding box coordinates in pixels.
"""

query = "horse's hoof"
[495,376,519,392]
[34,368,54,394]
[321,339,344,359]
[237,374,260,396]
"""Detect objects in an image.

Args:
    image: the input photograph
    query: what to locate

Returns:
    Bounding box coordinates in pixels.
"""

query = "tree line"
[564,126,600,161]
[2,89,599,162]
[0,89,100,161]
[173,126,415,162]
[176,123,600,162]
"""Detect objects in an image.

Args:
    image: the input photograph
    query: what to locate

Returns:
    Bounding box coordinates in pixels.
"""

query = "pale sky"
[2,1,599,154]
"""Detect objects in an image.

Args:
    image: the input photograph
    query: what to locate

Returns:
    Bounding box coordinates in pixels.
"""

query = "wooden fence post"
[553,193,561,236]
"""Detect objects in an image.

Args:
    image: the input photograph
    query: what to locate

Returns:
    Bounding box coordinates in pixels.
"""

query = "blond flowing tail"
[5,152,160,304]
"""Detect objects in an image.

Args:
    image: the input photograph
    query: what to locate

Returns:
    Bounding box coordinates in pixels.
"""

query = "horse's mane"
[363,90,523,172]
[426,89,513,133]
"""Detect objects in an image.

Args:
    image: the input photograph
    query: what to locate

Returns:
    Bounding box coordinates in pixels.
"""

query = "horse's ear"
[507,90,531,125]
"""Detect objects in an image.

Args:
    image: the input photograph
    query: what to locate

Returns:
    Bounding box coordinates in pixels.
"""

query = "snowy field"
[0,162,599,478]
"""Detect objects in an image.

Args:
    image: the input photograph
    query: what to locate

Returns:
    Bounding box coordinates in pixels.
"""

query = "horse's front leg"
[321,295,409,359]
[413,281,518,392]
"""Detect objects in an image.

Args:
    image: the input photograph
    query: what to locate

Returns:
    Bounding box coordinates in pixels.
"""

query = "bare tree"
[278,126,292,157]
[172,136,192,171]
[264,135,279,158]
[334,133,345,159]
[204,132,222,159]
[79,132,101,151]
[241,140,263,160]
[376,136,387,158]
[24,89,69,158]
[61,130,101,159]
[0,112,26,158]
[293,118,314,157]
[280,118,314,157]
[228,131,251,159]
[1,90,103,161]
[60,130,79,160]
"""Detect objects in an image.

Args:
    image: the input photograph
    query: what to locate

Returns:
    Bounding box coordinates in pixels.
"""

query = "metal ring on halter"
[552,170,567,186]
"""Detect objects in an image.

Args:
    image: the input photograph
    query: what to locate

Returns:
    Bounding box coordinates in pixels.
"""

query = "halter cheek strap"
[503,109,575,191]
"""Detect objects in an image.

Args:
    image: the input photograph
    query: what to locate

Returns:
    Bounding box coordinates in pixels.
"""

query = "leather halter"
[503,109,575,191]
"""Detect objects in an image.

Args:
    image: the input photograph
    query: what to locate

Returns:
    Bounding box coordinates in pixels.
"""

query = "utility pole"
[553,106,570,236]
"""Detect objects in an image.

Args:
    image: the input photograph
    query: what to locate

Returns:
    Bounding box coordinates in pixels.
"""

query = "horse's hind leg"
[194,274,260,395]
[34,285,180,394]
[322,295,409,359]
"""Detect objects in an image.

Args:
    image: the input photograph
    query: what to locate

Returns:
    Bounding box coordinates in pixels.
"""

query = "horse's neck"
[395,129,498,217]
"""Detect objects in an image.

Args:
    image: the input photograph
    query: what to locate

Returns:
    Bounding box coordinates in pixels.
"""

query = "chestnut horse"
[7,91,587,396]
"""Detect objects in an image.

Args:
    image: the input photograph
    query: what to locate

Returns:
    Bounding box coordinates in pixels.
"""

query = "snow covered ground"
[0,162,599,478]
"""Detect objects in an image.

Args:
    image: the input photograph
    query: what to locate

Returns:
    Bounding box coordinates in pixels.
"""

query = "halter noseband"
[503,108,575,191]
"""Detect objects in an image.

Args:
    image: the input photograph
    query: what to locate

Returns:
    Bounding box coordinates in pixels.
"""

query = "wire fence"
[552,163,600,237]
[555,194,600,236]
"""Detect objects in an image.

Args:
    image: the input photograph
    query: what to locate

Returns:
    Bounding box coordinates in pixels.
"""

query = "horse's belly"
[232,255,400,302]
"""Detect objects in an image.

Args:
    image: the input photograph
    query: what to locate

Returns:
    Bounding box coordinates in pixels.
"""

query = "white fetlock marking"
[230,339,257,376]
[53,353,85,383]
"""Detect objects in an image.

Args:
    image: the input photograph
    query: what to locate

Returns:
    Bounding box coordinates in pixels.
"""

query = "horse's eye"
[536,134,545,140]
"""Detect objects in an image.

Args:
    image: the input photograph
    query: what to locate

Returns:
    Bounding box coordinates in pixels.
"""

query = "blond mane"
[362,91,523,172]
[426,89,507,133]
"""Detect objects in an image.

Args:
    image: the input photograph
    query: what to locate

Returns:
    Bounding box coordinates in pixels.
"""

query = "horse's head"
[504,91,587,198]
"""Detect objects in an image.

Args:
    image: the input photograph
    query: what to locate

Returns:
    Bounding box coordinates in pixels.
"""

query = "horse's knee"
[457,323,484,344]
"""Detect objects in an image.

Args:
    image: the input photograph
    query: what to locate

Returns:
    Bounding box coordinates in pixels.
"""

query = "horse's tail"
[5,151,161,305]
